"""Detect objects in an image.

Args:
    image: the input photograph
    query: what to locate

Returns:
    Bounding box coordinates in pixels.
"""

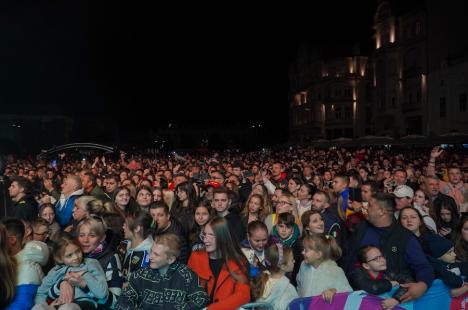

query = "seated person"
[116,234,209,309]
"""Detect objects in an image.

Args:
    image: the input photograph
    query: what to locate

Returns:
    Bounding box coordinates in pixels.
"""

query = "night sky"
[0,0,377,145]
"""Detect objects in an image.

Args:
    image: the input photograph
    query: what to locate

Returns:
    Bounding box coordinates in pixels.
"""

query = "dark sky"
[0,0,378,139]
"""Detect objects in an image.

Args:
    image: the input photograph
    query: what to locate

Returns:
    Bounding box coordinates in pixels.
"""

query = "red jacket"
[188,250,250,310]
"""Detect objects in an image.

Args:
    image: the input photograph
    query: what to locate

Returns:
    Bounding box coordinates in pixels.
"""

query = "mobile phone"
[51,160,57,168]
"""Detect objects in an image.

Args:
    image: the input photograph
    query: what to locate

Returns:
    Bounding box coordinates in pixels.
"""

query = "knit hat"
[425,233,454,258]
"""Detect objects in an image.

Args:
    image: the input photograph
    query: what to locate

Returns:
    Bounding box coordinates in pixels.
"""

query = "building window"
[460,93,467,112]
[440,97,446,118]
[335,106,342,120]
[345,106,352,120]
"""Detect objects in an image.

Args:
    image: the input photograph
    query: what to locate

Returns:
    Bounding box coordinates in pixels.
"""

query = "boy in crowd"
[116,234,209,309]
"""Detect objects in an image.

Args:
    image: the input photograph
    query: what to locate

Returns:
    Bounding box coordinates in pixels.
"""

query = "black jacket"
[13,195,37,221]
[349,266,413,301]
[116,263,209,310]
[428,257,468,288]
[225,209,246,242]
[154,218,190,264]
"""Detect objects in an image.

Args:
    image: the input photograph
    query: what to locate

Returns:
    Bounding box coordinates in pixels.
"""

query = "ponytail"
[251,243,292,300]
[303,234,342,262]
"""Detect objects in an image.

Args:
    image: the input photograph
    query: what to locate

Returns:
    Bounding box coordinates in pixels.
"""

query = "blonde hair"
[77,216,107,239]
[154,233,181,259]
[241,193,271,222]
[303,234,342,262]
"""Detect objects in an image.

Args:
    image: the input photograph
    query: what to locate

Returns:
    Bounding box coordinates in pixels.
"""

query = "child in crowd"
[252,243,298,310]
[241,221,278,277]
[349,246,413,309]
[189,202,213,252]
[272,212,300,247]
[33,234,108,310]
[116,234,209,309]
[425,234,468,297]
[296,234,352,302]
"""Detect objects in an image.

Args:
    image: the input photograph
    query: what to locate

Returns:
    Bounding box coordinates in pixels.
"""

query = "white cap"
[393,185,414,199]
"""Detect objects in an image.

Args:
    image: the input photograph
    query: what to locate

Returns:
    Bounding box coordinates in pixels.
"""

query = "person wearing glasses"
[345,193,434,304]
[31,218,50,243]
[349,245,413,310]
[264,192,300,234]
[188,216,250,310]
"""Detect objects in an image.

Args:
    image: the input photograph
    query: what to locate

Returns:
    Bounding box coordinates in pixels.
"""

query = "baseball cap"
[393,185,414,199]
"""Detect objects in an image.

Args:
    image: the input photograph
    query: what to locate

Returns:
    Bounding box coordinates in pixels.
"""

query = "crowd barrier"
[285,280,468,310]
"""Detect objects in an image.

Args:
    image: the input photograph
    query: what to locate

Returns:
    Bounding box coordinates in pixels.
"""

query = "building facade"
[289,0,468,141]
[289,51,372,142]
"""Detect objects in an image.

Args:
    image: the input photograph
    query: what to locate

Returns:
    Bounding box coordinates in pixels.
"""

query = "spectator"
[454,216,468,262]
[8,176,37,222]
[189,202,214,252]
[79,170,110,203]
[434,200,460,240]
[117,234,209,309]
[171,181,198,235]
[211,187,245,241]
[188,217,250,310]
[38,204,60,241]
[296,183,315,218]
[53,174,83,228]
[135,186,153,212]
[240,193,269,227]
[0,223,17,309]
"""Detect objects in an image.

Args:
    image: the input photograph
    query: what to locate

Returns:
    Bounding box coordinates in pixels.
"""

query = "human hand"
[349,200,362,212]
[321,288,337,304]
[439,227,451,236]
[381,297,399,310]
[40,195,52,205]
[59,280,74,303]
[430,147,443,159]
[399,282,427,303]
[390,281,399,287]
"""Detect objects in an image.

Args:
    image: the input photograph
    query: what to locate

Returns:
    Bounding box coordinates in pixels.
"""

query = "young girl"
[189,202,214,252]
[296,234,352,302]
[434,201,460,240]
[349,246,412,310]
[38,203,61,241]
[252,243,298,310]
[241,221,278,277]
[33,234,108,310]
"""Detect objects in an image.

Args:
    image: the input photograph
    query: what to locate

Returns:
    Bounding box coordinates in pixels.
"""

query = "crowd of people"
[0,145,467,309]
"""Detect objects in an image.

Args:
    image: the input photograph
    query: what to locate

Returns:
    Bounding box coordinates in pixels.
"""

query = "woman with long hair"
[171,181,198,234]
[135,185,153,211]
[454,216,468,262]
[112,186,140,219]
[240,193,270,228]
[0,223,17,309]
[188,216,250,310]
[434,201,460,240]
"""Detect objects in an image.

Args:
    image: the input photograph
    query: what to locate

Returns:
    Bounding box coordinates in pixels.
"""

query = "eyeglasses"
[199,232,215,241]
[366,255,384,263]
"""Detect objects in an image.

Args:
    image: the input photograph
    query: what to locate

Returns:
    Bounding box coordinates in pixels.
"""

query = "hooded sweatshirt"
[6,241,49,310]
[257,275,298,310]
[121,236,153,282]
[55,188,83,227]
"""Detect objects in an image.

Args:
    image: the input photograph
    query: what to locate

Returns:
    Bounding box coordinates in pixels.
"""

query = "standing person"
[80,170,110,203]
[412,189,437,233]
[53,175,83,228]
[8,176,37,222]
[251,243,298,310]
[0,222,17,309]
[116,234,209,309]
[188,217,250,310]
[77,217,123,309]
